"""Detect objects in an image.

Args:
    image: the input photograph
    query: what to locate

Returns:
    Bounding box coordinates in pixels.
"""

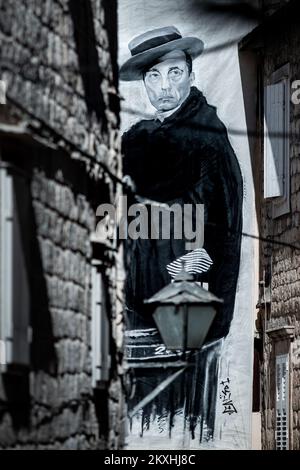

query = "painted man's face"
[144,53,194,112]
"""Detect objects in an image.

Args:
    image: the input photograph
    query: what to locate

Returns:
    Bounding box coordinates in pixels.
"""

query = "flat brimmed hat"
[120,26,204,81]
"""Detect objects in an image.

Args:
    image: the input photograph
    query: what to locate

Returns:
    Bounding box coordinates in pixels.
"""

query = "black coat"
[122,86,243,340]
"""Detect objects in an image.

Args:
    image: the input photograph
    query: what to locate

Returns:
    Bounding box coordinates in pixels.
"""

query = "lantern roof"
[145,268,223,306]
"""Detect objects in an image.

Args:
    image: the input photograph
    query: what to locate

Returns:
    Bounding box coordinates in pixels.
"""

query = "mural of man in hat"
[120,26,243,342]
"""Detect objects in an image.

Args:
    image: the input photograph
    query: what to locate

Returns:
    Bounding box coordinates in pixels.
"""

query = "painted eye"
[146,71,160,81]
[169,69,183,79]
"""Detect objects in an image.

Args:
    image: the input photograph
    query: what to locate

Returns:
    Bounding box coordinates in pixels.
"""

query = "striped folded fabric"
[166,248,213,279]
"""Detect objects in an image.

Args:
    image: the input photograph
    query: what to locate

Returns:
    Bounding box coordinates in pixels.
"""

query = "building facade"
[0,0,124,449]
[241,0,300,450]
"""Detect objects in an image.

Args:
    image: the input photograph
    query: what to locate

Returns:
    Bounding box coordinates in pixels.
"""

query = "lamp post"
[144,264,223,351]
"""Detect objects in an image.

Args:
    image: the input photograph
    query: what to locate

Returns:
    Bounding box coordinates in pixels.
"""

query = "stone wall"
[0,0,120,176]
[0,0,124,450]
[259,8,300,450]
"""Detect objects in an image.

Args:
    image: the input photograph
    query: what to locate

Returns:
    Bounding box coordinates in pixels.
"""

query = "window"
[91,260,110,388]
[275,354,289,450]
[0,163,30,369]
[264,63,290,217]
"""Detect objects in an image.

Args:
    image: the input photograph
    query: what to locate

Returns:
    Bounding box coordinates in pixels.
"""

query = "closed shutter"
[0,339,6,366]
[0,165,30,367]
[0,166,14,364]
[91,262,110,388]
[264,82,285,198]
[0,79,6,104]
[275,354,289,450]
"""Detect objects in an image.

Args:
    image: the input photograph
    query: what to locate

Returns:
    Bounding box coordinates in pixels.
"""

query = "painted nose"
[161,74,171,91]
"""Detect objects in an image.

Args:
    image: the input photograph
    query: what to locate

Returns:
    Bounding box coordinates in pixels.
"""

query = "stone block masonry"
[0,0,124,450]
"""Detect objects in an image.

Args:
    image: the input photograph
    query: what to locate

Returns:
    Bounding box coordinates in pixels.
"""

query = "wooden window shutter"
[0,165,30,368]
[275,354,289,450]
[0,166,14,365]
[264,82,285,199]
[91,261,110,388]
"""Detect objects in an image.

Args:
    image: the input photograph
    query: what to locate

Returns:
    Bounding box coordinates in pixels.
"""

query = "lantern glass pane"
[153,305,184,350]
[153,304,216,350]
[187,305,216,349]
